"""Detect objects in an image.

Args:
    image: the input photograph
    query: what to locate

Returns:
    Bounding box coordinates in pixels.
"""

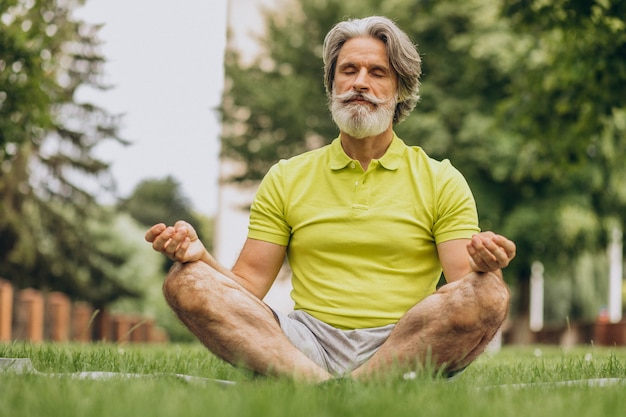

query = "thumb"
[174,220,198,240]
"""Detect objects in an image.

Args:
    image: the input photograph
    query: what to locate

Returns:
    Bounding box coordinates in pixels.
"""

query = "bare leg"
[351,271,510,380]
[163,261,333,382]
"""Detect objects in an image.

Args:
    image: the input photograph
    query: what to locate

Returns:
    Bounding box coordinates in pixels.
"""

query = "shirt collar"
[329,132,405,171]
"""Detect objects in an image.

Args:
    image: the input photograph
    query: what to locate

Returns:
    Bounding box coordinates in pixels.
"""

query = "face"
[330,36,398,138]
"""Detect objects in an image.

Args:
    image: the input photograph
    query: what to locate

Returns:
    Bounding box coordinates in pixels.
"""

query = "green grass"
[1,343,626,417]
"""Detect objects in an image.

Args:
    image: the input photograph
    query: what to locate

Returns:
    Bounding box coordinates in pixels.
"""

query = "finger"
[469,235,503,270]
[481,235,515,267]
[470,235,498,260]
[164,227,189,255]
[468,249,491,272]
[467,239,488,271]
[174,220,198,240]
[478,234,512,257]
[174,237,191,261]
[145,223,166,242]
[493,235,517,259]
[151,226,175,252]
[477,231,496,240]
[174,220,191,229]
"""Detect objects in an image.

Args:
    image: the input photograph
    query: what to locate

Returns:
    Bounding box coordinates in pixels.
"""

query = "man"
[146,16,516,383]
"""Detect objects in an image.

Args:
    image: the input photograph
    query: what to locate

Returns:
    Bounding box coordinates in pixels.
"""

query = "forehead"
[337,36,390,68]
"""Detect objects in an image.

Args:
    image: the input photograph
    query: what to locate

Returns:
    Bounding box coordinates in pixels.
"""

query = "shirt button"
[350,163,356,169]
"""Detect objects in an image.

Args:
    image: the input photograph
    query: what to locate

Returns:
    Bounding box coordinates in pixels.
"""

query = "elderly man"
[146,16,516,383]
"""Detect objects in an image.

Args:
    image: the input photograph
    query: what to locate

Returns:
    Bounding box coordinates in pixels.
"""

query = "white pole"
[529,261,544,332]
[608,226,623,323]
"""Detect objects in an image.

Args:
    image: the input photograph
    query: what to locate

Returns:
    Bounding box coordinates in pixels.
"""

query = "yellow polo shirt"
[248,133,479,329]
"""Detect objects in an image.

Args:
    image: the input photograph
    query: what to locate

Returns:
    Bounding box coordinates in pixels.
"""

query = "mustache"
[333,90,390,106]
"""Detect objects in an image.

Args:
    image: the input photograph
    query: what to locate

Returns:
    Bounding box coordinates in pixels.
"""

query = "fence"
[0,279,168,344]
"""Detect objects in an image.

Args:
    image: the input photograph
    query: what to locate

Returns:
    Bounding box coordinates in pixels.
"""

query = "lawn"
[1,342,625,417]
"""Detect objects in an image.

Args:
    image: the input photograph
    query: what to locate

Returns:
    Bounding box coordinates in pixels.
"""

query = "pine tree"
[0,0,139,305]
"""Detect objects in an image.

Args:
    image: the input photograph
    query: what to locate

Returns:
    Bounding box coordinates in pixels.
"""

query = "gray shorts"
[273,309,394,376]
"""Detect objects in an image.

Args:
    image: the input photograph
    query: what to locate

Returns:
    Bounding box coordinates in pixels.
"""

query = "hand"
[466,232,516,273]
[145,220,206,263]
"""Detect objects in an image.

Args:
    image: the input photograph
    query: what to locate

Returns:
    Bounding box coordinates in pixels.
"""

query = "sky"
[75,0,229,216]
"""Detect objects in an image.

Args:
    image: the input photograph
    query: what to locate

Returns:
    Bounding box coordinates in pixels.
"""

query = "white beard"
[331,90,397,139]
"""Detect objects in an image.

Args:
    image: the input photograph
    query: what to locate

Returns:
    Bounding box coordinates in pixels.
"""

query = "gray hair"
[323,16,422,124]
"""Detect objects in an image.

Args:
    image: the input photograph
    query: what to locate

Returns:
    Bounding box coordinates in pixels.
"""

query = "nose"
[352,68,369,92]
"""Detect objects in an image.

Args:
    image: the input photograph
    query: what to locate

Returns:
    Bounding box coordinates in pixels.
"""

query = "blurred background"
[1,0,625,345]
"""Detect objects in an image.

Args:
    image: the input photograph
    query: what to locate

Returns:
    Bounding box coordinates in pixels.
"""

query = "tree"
[488,0,626,319]
[1,0,52,156]
[497,0,626,240]
[0,0,137,306]
[121,176,200,230]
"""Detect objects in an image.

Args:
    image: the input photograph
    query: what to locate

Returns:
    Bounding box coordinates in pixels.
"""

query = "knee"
[162,262,211,314]
[162,262,177,297]
[473,272,510,326]
[477,273,511,321]
[448,272,510,331]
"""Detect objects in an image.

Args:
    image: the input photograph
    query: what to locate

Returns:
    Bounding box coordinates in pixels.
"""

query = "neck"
[340,126,394,170]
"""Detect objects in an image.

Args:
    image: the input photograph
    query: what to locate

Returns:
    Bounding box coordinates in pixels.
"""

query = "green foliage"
[220,0,338,182]
[120,176,200,230]
[0,0,54,156]
[0,0,136,305]
[491,0,626,289]
[499,0,626,210]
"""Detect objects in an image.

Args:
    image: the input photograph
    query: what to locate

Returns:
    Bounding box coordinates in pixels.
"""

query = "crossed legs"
[163,261,509,382]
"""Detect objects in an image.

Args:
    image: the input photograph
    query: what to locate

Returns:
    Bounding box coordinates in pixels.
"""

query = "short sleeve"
[432,160,480,244]
[248,163,291,246]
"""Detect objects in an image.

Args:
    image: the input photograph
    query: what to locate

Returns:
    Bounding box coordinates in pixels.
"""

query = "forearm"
[198,250,252,291]
[199,249,228,276]
[197,250,269,300]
